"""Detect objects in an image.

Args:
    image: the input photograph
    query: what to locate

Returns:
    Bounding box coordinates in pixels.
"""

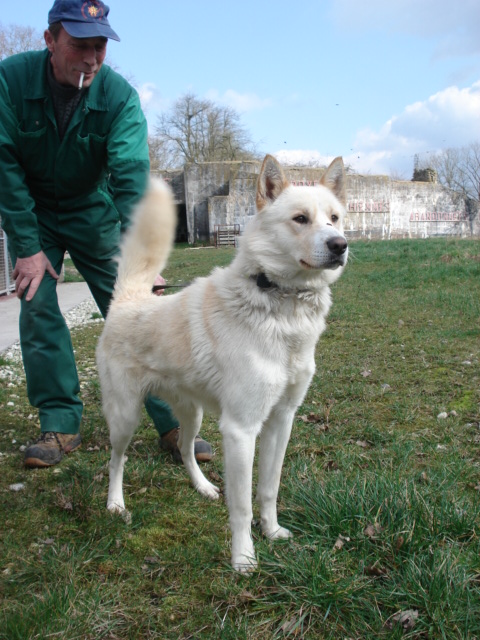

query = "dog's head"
[246,154,348,288]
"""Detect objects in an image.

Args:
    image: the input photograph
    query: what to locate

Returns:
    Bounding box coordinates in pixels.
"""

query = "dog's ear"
[256,155,289,211]
[320,157,346,206]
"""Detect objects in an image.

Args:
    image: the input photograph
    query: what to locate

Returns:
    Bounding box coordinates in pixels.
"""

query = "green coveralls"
[0,49,178,436]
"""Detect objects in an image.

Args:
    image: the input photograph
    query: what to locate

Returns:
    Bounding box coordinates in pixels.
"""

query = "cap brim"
[61,21,120,42]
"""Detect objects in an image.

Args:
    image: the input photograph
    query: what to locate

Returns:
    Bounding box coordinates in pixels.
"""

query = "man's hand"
[13,251,58,301]
[153,274,166,296]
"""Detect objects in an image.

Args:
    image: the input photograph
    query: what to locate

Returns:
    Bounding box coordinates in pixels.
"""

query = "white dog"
[97,154,348,571]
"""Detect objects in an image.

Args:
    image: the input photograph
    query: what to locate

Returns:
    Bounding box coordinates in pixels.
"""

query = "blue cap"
[48,0,120,41]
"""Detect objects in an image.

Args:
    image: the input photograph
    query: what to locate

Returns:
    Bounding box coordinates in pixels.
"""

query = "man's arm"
[0,71,57,300]
[106,87,150,233]
[0,73,44,260]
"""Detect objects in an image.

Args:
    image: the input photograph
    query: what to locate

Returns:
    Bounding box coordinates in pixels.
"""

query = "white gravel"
[1,298,102,366]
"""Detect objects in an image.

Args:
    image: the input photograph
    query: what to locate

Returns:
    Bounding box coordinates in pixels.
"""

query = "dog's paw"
[264,525,292,540]
[107,501,124,513]
[232,553,258,573]
[107,502,131,524]
[195,480,221,500]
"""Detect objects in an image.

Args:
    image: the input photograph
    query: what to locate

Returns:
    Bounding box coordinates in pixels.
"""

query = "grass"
[1,238,480,639]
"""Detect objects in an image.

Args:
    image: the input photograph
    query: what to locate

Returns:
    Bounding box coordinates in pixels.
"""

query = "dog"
[97,154,348,571]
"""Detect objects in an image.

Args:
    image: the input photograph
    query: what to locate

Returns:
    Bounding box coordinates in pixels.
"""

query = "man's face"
[44,27,107,88]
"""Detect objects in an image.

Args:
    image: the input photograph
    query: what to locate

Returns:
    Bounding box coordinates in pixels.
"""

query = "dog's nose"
[326,236,348,256]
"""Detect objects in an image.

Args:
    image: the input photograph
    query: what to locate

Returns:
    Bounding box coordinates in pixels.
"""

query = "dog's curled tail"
[113,177,177,301]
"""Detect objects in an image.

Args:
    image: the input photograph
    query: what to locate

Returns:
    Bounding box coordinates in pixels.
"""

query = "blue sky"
[2,0,480,177]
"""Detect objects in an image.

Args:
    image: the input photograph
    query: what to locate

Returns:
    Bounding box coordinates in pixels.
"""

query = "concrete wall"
[157,161,480,244]
[183,162,259,243]
[346,176,478,239]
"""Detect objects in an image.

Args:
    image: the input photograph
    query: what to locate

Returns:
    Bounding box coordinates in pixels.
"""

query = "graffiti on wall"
[409,211,468,222]
[348,201,390,213]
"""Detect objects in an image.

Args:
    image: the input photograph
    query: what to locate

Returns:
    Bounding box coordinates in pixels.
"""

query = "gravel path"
[1,297,102,368]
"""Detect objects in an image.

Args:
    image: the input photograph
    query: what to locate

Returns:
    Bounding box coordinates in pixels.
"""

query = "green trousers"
[10,205,178,437]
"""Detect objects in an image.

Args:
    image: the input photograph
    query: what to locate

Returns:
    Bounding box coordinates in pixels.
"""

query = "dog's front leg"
[221,417,258,572]
[256,402,298,540]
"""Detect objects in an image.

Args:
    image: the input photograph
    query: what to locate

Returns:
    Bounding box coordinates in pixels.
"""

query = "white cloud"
[331,0,480,57]
[348,81,480,175]
[273,149,334,168]
[137,83,172,132]
[206,89,272,113]
[138,83,170,113]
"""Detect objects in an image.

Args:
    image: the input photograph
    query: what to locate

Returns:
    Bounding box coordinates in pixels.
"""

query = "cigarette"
[78,72,85,90]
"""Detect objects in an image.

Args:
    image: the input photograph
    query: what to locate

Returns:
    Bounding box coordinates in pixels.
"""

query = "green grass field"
[1,238,479,639]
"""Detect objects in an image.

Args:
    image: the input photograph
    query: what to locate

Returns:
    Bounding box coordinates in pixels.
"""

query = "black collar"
[255,272,277,289]
[252,272,315,296]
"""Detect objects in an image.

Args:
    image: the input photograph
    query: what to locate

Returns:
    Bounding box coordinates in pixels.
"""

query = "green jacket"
[0,48,150,258]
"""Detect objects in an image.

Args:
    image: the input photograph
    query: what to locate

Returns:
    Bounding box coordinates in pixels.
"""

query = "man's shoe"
[160,427,213,463]
[24,432,82,468]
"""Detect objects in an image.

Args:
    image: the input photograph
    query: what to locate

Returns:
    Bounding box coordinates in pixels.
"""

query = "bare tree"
[148,134,179,172]
[424,143,480,225]
[154,93,255,165]
[419,143,480,203]
[0,23,44,60]
[416,141,480,228]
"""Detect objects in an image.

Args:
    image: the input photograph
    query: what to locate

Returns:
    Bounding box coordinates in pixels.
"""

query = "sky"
[2,0,480,178]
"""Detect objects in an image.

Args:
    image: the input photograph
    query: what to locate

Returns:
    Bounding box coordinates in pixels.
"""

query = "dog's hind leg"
[175,404,220,500]
[220,414,260,572]
[105,392,142,515]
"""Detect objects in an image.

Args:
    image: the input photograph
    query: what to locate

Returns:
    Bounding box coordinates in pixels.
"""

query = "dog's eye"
[293,215,309,224]
[331,214,339,223]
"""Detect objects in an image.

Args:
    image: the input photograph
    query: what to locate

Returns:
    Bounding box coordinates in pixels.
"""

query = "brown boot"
[160,427,213,463]
[24,432,82,468]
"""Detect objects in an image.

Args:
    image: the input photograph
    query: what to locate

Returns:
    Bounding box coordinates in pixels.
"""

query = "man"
[0,0,212,467]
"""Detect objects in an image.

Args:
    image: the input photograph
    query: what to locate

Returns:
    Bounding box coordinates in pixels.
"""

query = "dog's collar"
[254,272,277,290]
[251,272,314,296]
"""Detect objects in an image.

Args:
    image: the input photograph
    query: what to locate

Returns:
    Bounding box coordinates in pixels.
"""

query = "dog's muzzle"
[325,235,348,268]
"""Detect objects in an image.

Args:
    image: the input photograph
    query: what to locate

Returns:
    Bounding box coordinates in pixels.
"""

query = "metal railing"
[0,229,14,295]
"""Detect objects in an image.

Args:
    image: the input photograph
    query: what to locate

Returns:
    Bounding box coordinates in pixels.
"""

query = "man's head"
[45,0,119,88]
[48,0,120,41]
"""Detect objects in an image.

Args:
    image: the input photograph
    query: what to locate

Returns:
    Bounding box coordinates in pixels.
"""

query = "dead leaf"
[363,522,384,538]
[385,609,418,631]
[395,535,405,550]
[360,370,372,378]
[324,460,339,471]
[280,617,301,635]
[333,534,350,551]
[209,471,222,483]
[365,564,387,577]
[55,489,73,511]
[418,471,429,484]
[356,440,370,448]
[299,412,323,424]
[238,590,257,604]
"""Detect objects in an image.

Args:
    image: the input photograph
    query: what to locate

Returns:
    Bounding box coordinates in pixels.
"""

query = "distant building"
[157,161,479,244]
[1,161,477,294]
